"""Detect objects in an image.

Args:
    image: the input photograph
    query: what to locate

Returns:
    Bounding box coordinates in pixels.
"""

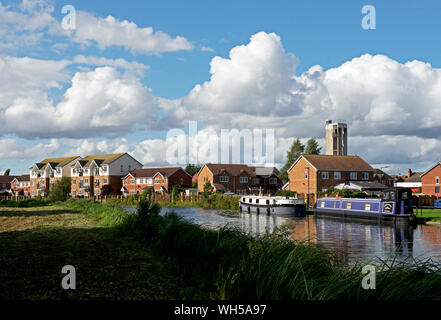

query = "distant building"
[250,166,283,195]
[373,168,395,187]
[10,174,31,196]
[288,154,376,203]
[395,169,422,192]
[122,167,192,195]
[197,163,256,194]
[421,162,441,197]
[325,120,347,156]
[0,175,19,194]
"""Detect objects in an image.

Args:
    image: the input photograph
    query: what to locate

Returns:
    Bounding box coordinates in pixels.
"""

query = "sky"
[1,0,441,176]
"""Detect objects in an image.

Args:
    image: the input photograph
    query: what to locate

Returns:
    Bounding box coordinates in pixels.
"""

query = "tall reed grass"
[63,199,441,300]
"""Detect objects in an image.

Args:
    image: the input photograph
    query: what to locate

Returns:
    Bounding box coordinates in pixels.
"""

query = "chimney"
[326,120,332,125]
[408,169,412,178]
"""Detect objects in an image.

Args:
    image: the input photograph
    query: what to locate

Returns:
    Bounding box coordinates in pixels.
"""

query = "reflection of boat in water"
[314,188,416,225]
[239,195,306,216]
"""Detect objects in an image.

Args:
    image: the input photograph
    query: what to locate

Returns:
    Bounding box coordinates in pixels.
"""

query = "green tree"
[278,138,304,183]
[48,177,71,202]
[185,164,201,176]
[304,138,322,155]
[3,169,10,176]
[203,181,213,198]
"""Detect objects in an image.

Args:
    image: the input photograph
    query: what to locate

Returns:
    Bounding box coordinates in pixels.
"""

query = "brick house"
[421,162,441,197]
[395,169,423,192]
[122,167,192,195]
[287,154,375,203]
[373,169,395,187]
[250,166,283,195]
[197,164,256,194]
[0,175,19,194]
[70,153,143,198]
[10,174,31,196]
[29,156,80,197]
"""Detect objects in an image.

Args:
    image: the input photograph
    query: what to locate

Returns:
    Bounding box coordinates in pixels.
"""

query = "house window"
[73,180,76,185]
[255,177,260,184]
[147,178,152,185]
[95,179,99,185]
[220,176,229,183]
[436,186,440,194]
[436,177,440,185]
[131,179,135,184]
[85,178,88,184]
[350,172,357,180]
[73,191,76,197]
[240,177,248,183]
[269,178,277,184]
[362,172,369,180]
[103,178,107,184]
[180,178,184,185]
[334,172,341,180]
[321,171,329,179]
[365,203,371,211]
[304,171,308,179]
[136,178,141,184]
[154,179,160,184]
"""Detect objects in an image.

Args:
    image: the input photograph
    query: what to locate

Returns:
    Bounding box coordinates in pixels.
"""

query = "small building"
[373,169,395,187]
[122,167,192,195]
[421,162,441,197]
[0,175,19,194]
[10,174,31,196]
[288,154,375,203]
[197,163,256,194]
[395,169,423,192]
[250,166,283,195]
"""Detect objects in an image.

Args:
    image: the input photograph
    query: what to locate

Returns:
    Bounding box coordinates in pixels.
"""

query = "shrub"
[47,177,71,202]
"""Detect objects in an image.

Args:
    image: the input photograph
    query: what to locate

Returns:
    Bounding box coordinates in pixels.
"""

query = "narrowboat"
[239,195,306,216]
[314,187,416,225]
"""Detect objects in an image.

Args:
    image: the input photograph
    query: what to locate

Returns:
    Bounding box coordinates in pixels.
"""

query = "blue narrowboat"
[314,188,415,225]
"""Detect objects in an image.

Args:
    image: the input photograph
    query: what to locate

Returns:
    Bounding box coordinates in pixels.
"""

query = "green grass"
[0,201,208,299]
[2,199,441,300]
[415,208,441,222]
[0,199,53,208]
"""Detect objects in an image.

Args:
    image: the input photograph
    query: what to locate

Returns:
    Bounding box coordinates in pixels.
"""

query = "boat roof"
[317,197,382,201]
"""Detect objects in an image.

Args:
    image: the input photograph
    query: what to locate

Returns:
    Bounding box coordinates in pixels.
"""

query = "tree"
[48,177,71,202]
[278,138,304,183]
[3,169,10,176]
[304,138,322,155]
[185,164,201,176]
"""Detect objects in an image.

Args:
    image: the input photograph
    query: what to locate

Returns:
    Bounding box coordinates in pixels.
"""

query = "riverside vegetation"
[1,197,441,299]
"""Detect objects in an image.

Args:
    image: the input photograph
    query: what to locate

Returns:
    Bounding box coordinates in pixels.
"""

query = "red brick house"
[0,175,19,194]
[197,164,256,194]
[122,167,192,195]
[421,162,441,197]
[250,166,283,195]
[288,154,375,203]
[10,174,31,196]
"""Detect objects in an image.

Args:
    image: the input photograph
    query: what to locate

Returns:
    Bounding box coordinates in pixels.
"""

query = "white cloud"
[1,66,158,138]
[0,138,60,159]
[72,11,193,54]
[73,55,149,75]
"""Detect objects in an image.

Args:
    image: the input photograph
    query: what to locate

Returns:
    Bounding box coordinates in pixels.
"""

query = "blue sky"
[1,0,441,175]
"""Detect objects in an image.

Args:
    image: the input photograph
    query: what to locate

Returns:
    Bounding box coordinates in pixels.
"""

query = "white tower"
[325,120,347,156]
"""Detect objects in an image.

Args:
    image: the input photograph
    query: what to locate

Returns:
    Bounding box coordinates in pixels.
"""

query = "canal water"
[124,206,441,265]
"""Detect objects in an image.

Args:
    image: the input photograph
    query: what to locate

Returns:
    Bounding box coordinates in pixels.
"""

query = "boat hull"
[314,208,416,225]
[240,202,306,216]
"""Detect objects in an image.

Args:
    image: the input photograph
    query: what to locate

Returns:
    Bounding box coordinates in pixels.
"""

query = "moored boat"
[239,195,306,216]
[314,187,416,225]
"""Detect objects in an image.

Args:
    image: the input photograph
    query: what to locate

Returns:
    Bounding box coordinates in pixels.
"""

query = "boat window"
[364,203,371,211]
[346,202,351,209]
[256,199,259,204]
[249,198,252,203]
[333,201,336,208]
[320,201,325,208]
[266,200,269,204]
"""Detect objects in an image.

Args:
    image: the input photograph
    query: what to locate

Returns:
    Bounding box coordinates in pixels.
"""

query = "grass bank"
[415,208,441,222]
[68,200,441,300]
[0,201,207,299]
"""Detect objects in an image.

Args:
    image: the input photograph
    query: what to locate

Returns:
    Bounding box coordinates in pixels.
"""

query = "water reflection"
[123,206,441,265]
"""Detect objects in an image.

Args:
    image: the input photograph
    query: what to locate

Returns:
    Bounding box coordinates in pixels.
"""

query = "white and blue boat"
[239,195,306,216]
[314,187,416,225]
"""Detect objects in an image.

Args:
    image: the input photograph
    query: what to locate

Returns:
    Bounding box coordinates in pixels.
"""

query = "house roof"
[373,168,393,180]
[18,174,30,181]
[31,156,79,169]
[421,162,441,178]
[204,163,255,176]
[129,167,182,178]
[0,176,19,184]
[81,153,126,165]
[404,172,423,183]
[289,155,374,172]
[251,166,279,177]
